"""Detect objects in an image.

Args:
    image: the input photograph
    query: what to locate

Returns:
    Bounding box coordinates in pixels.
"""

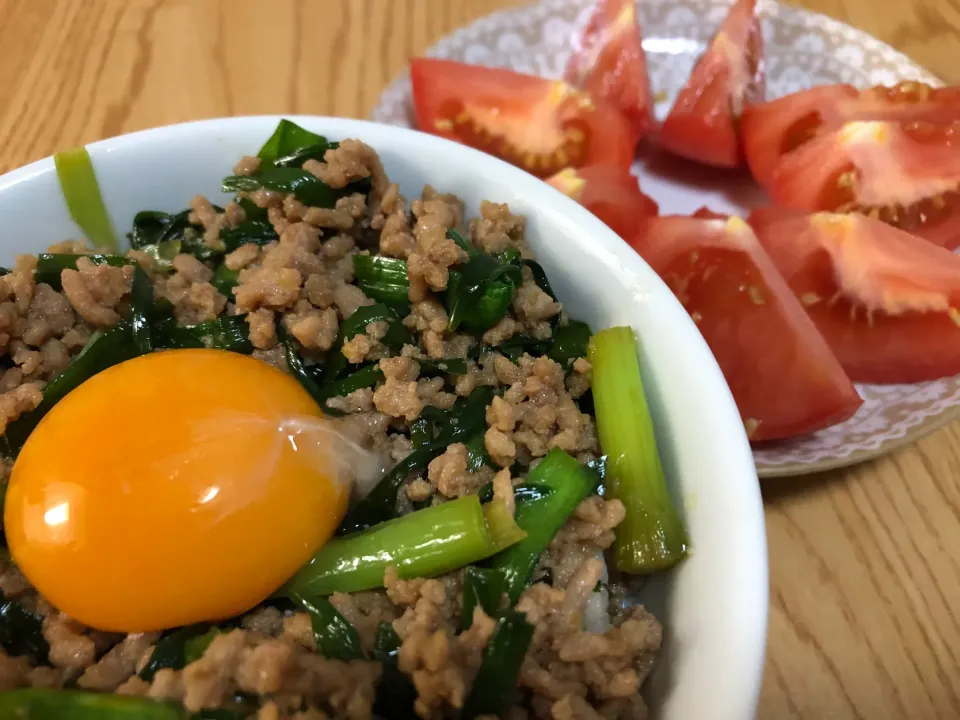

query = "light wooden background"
[2,0,960,718]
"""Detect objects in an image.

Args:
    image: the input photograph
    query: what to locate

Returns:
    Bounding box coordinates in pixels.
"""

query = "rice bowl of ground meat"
[0,117,766,720]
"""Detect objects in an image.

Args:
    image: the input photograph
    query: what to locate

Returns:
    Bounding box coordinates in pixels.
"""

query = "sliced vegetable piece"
[183,628,220,665]
[34,253,129,290]
[353,255,411,307]
[588,326,688,572]
[154,315,253,354]
[488,448,596,601]
[0,689,190,719]
[54,147,119,251]
[140,625,209,681]
[338,387,494,534]
[372,623,418,720]
[130,265,155,355]
[290,593,365,660]
[658,0,764,167]
[284,494,524,597]
[410,58,637,178]
[257,119,332,165]
[129,210,178,249]
[546,319,592,368]
[750,209,960,383]
[211,264,239,297]
[630,215,862,440]
[461,566,507,630]
[128,210,216,261]
[323,303,411,381]
[477,482,554,506]
[219,220,278,251]
[222,168,338,209]
[0,594,49,663]
[461,610,535,719]
[768,119,960,249]
[743,81,960,188]
[140,239,182,274]
[564,0,656,139]
[317,364,385,407]
[2,323,136,455]
[418,357,468,376]
[547,164,658,240]
[446,252,523,332]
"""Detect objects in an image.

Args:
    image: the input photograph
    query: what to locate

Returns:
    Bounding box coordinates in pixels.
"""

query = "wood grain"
[0,0,958,717]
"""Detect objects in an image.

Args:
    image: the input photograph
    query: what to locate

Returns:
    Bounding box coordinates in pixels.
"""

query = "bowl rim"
[0,115,768,717]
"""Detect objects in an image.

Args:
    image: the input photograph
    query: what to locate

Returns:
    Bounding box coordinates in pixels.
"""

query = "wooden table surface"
[1,0,959,717]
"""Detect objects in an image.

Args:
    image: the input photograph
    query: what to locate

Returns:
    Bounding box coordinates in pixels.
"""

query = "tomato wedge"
[630,215,861,440]
[749,211,960,383]
[409,58,636,178]
[658,0,764,167]
[768,120,960,249]
[691,206,728,220]
[564,0,656,140]
[743,81,960,187]
[546,164,657,240]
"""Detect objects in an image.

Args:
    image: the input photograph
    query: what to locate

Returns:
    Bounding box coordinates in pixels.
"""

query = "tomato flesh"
[769,120,960,249]
[564,0,656,139]
[743,81,960,187]
[546,164,658,240]
[409,58,636,178]
[658,0,765,167]
[630,215,861,440]
[749,211,960,383]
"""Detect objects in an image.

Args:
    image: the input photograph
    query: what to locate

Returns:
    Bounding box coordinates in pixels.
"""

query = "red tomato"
[546,164,658,240]
[564,0,656,140]
[768,120,960,249]
[658,0,765,167]
[691,206,729,220]
[630,215,861,440]
[749,211,960,383]
[743,81,960,187]
[409,58,637,178]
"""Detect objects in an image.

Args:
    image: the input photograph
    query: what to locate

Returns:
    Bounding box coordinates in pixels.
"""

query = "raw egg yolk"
[4,349,350,633]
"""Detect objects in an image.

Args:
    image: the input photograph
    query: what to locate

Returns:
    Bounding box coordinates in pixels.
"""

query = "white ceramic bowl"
[0,117,767,719]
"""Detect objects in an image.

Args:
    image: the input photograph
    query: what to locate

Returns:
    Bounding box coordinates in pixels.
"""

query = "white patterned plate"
[371,0,956,478]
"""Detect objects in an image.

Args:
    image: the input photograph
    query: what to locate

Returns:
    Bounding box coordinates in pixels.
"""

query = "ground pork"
[487,354,599,463]
[469,200,530,257]
[60,257,133,327]
[304,139,390,199]
[0,136,664,720]
[157,256,227,325]
[372,184,416,259]
[422,443,492,499]
[516,559,661,720]
[405,187,468,302]
[0,382,41,434]
[43,613,97,670]
[77,632,159,691]
[373,355,421,421]
[541,497,627,589]
[513,268,561,340]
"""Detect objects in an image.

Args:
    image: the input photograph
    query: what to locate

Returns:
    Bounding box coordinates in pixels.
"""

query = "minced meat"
[0,134,663,720]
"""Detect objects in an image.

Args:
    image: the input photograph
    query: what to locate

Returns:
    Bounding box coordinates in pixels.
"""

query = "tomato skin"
[742,85,858,187]
[767,120,960,249]
[630,215,861,440]
[546,164,658,240]
[409,58,636,177]
[743,82,960,188]
[750,211,960,383]
[658,0,765,167]
[564,0,656,140]
[691,206,729,220]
